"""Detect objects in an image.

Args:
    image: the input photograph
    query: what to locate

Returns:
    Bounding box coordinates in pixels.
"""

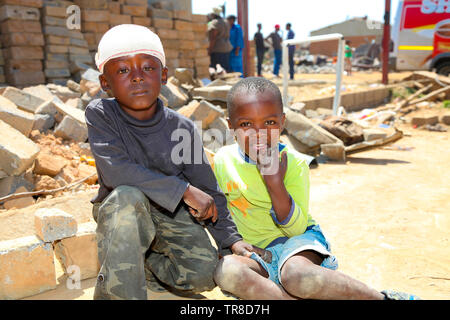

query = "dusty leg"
[280,251,384,300]
[214,254,296,300]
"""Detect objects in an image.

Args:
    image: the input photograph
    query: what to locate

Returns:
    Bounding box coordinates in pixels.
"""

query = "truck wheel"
[436,61,450,76]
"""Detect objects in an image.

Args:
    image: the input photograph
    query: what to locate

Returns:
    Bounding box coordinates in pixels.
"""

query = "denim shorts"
[250,225,338,286]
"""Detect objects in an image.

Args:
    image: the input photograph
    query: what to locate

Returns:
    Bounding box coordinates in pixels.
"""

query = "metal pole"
[382,0,391,85]
[333,39,345,115]
[281,34,344,109]
[237,0,249,77]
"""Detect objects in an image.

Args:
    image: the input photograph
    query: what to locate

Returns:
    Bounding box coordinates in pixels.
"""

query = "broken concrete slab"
[0,95,35,136]
[161,82,189,108]
[192,85,231,102]
[177,99,224,129]
[54,115,88,142]
[54,221,99,281]
[0,120,40,176]
[284,109,341,148]
[34,208,78,242]
[2,86,47,113]
[0,235,57,300]
[32,114,55,132]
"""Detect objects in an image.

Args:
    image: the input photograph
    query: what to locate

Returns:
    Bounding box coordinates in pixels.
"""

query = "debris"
[411,115,439,127]
[0,95,35,136]
[34,208,77,242]
[319,116,365,146]
[425,123,447,132]
[54,115,88,142]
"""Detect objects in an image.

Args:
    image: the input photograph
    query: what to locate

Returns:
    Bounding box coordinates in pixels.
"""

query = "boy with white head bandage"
[85,24,256,300]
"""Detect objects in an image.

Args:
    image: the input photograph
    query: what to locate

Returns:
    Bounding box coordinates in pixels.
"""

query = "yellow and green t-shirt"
[213,143,316,249]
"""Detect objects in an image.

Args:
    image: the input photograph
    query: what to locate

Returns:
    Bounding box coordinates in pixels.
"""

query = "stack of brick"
[149,3,209,78]
[78,0,109,60]
[42,0,92,84]
[0,0,45,86]
[0,35,5,84]
[120,0,149,27]
[0,208,99,299]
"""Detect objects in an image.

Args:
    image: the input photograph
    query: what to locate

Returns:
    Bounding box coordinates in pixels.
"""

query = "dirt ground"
[2,71,449,300]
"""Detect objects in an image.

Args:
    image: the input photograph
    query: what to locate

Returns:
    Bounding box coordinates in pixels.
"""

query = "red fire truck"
[392,0,450,75]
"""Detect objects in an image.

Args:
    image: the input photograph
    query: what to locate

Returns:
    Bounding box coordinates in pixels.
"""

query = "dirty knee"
[281,259,325,298]
[214,255,247,290]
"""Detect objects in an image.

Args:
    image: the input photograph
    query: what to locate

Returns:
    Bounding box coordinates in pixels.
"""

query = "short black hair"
[227,15,236,20]
[286,23,291,28]
[227,77,283,118]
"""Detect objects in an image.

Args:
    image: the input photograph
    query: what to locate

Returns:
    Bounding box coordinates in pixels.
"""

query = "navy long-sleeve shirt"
[85,98,242,250]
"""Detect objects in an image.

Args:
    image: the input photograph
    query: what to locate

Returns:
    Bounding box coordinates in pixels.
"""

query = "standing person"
[212,77,421,301]
[345,40,353,76]
[86,24,256,300]
[266,24,282,77]
[286,23,296,80]
[207,7,233,73]
[254,23,266,77]
[227,15,244,76]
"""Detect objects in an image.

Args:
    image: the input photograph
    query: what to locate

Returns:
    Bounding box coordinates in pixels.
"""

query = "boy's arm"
[181,127,243,251]
[259,151,310,237]
[85,105,188,213]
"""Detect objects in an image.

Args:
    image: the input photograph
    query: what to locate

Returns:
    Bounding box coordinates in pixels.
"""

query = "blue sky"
[192,0,401,39]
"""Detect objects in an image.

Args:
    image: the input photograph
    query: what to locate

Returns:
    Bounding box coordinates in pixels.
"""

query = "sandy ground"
[1,71,449,300]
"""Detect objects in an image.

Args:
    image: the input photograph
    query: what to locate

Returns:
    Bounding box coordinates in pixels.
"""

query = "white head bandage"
[95,24,166,74]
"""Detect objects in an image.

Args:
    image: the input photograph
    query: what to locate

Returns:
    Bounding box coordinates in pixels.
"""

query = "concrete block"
[2,86,46,113]
[74,0,108,9]
[0,119,40,176]
[148,8,173,19]
[1,32,44,46]
[0,235,56,300]
[1,19,41,33]
[108,13,132,25]
[440,114,450,125]
[177,100,224,129]
[152,17,173,29]
[192,85,232,102]
[0,174,34,198]
[81,9,109,22]
[32,113,55,132]
[0,95,35,136]
[173,20,192,31]
[54,115,88,142]
[173,10,192,21]
[54,221,99,281]
[321,142,346,161]
[121,5,147,17]
[0,5,40,21]
[160,82,189,109]
[411,115,439,127]
[132,16,150,26]
[34,208,78,242]
[42,5,66,17]
[363,129,388,142]
[0,0,43,9]
[3,46,44,60]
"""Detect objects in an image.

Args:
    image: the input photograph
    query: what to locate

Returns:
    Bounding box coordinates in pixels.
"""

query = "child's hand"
[257,150,288,185]
[183,185,218,223]
[230,240,272,263]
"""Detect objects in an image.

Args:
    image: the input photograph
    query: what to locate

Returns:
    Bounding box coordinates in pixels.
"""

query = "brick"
[54,115,88,142]
[0,236,56,300]
[42,5,66,17]
[74,0,108,9]
[174,20,192,31]
[82,21,109,33]
[5,70,45,86]
[45,45,69,54]
[54,222,99,281]
[173,10,191,21]
[34,208,78,242]
[44,68,70,78]
[192,14,207,23]
[0,119,40,176]
[192,85,232,103]
[121,4,147,17]
[195,56,210,67]
[124,0,146,5]
[151,17,172,29]
[32,113,54,132]
[156,28,178,40]
[44,35,69,46]
[2,86,47,113]
[42,15,66,27]
[109,13,132,25]
[0,4,40,21]
[3,185,35,210]
[148,8,173,19]
[160,82,189,108]
[132,16,150,26]
[43,25,70,37]
[183,31,195,41]
[179,58,194,68]
[164,49,178,59]
[3,46,44,60]
[0,0,43,7]
[1,19,41,33]
[5,59,42,73]
[411,115,439,127]
[70,37,88,48]
[363,128,388,141]
[81,9,109,22]
[69,46,89,55]
[192,22,207,33]
[178,100,224,129]
[0,94,35,136]
[108,1,120,14]
[179,40,196,50]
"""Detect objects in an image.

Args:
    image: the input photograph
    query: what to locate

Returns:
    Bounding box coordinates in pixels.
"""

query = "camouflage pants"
[92,185,218,300]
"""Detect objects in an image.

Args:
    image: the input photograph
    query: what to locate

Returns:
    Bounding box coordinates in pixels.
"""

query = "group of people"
[207,7,297,80]
[207,7,244,75]
[254,22,296,79]
[84,23,420,301]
